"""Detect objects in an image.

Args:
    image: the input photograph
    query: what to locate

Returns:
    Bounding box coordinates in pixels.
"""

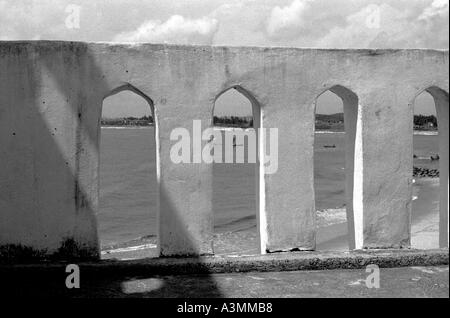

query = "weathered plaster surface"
[0,41,448,260]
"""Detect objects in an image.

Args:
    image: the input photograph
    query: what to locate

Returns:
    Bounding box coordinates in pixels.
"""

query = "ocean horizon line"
[100,126,438,135]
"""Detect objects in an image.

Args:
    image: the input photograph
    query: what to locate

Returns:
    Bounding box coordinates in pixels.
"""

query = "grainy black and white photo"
[0,0,448,303]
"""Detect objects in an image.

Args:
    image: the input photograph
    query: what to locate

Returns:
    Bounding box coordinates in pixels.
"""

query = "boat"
[431,154,439,161]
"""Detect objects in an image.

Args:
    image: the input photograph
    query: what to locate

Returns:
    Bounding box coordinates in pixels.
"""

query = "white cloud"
[314,1,449,48]
[261,0,448,49]
[266,0,313,37]
[0,0,447,49]
[113,14,219,44]
[419,0,449,20]
[209,1,270,46]
[0,0,67,40]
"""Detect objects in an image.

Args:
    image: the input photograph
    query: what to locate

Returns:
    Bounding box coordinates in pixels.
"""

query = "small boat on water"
[431,154,440,161]
[323,144,336,148]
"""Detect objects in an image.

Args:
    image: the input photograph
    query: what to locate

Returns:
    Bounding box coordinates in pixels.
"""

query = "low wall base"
[1,248,447,276]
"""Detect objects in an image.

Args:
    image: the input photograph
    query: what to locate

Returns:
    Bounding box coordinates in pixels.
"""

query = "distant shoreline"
[413,130,438,135]
[100,126,438,135]
[101,125,153,129]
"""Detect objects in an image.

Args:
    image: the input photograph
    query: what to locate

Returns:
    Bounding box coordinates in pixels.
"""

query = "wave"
[101,208,348,252]
[101,243,156,255]
[317,208,347,228]
[215,208,347,233]
[414,131,438,136]
[315,130,345,134]
[215,214,256,229]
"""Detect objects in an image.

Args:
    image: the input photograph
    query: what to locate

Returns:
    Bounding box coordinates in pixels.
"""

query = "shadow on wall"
[0,42,223,297]
[0,43,103,261]
[1,189,224,298]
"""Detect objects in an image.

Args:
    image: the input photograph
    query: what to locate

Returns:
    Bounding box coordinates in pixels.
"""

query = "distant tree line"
[314,113,437,131]
[101,115,153,126]
[413,114,437,128]
[213,116,253,128]
[100,113,438,129]
[315,113,344,131]
[315,113,344,123]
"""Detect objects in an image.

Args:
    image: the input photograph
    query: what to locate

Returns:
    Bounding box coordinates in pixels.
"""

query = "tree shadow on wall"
[1,188,223,298]
[0,41,223,298]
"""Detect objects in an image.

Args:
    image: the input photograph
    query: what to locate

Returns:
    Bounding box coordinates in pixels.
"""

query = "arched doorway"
[411,87,449,249]
[211,86,263,255]
[313,86,361,251]
[98,84,158,259]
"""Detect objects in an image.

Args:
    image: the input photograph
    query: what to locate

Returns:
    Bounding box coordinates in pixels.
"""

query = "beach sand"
[101,178,440,260]
[411,178,440,249]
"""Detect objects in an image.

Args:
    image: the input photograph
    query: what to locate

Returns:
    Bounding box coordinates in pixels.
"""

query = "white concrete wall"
[0,42,448,260]
[426,87,449,248]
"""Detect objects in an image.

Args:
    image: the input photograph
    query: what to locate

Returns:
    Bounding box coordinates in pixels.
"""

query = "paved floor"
[4,265,448,298]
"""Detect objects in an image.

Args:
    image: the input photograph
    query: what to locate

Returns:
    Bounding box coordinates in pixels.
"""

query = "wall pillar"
[428,87,449,248]
[359,89,412,248]
[261,91,316,252]
[157,98,214,257]
[330,86,362,250]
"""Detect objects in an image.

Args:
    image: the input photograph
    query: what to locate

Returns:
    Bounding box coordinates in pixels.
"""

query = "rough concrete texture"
[0,41,448,260]
[91,266,450,298]
[1,264,448,298]
[1,249,447,276]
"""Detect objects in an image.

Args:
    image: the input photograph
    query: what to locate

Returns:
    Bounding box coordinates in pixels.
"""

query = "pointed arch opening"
[211,85,264,255]
[98,84,159,259]
[313,85,362,251]
[411,86,449,249]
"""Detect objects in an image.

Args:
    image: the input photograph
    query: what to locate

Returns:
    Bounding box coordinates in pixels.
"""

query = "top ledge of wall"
[0,40,448,55]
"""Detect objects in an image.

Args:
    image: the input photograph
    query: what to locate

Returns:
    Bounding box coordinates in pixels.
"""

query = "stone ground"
[115,265,450,298]
[2,265,448,298]
[3,179,445,298]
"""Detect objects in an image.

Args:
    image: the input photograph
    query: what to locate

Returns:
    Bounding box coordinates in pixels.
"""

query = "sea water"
[99,128,439,247]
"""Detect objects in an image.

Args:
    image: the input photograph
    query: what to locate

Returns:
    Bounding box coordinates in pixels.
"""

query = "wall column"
[261,90,316,252]
[157,97,214,257]
[358,89,412,248]
[331,86,362,250]
[428,87,449,248]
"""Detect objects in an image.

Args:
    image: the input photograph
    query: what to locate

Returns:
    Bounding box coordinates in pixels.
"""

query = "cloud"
[314,1,449,48]
[419,0,449,20]
[209,1,270,46]
[261,0,449,49]
[113,14,219,44]
[0,0,447,49]
[266,0,313,38]
[0,0,68,40]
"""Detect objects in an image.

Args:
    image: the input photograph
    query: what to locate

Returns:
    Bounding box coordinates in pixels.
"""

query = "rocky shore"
[413,166,439,178]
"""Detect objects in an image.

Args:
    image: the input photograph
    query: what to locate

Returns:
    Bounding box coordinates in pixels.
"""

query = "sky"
[1,0,447,116]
